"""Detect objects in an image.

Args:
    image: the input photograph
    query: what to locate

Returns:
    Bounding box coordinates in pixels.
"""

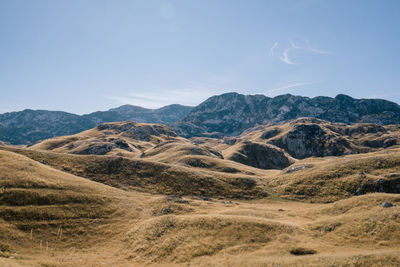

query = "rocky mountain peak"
[173,93,400,138]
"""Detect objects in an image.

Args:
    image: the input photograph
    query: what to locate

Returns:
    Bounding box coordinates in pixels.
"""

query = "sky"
[0,0,400,114]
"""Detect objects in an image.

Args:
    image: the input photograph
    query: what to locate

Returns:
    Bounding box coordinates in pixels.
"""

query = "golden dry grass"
[0,149,149,265]
[269,146,400,202]
[1,146,268,199]
[0,120,400,266]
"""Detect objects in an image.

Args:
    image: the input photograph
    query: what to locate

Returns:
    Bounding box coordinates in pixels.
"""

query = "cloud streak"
[279,48,296,65]
[289,40,302,49]
[271,38,335,65]
[105,91,205,109]
[104,80,225,109]
[266,82,313,94]
[270,42,278,55]
[291,39,335,54]
[304,39,335,54]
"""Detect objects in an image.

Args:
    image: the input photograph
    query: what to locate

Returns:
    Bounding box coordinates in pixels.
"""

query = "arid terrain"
[0,118,399,266]
[2,0,400,264]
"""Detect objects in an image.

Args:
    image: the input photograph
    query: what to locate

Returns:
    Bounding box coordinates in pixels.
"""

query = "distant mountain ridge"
[1,92,400,145]
[88,104,193,124]
[172,93,400,138]
[0,104,193,144]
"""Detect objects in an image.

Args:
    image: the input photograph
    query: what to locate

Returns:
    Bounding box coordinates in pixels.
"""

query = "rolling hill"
[0,145,399,266]
[19,119,400,202]
[0,116,400,265]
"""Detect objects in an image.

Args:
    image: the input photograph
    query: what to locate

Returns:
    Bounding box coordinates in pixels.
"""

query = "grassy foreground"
[0,147,399,266]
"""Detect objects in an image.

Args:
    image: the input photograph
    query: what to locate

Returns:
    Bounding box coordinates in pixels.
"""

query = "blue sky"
[0,0,399,114]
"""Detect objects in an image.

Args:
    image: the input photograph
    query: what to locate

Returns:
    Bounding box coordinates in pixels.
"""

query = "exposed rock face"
[355,174,400,195]
[270,123,351,159]
[285,164,313,173]
[173,93,400,138]
[73,143,115,155]
[71,137,133,155]
[379,174,400,193]
[241,118,400,159]
[176,93,268,137]
[227,141,291,170]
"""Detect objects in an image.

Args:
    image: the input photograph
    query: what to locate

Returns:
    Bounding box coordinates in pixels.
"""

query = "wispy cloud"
[279,48,296,65]
[289,40,302,49]
[266,82,313,94]
[104,79,227,108]
[308,47,334,55]
[304,39,335,54]
[105,91,206,109]
[272,38,335,65]
[291,39,335,55]
[270,42,278,55]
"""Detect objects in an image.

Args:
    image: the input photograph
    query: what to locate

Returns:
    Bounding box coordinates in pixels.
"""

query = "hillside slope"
[6,118,400,203]
[0,149,399,266]
[238,117,400,159]
[0,131,400,265]
[0,149,142,259]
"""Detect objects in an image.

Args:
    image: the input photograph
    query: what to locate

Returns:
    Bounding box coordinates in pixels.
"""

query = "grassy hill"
[0,149,146,265]
[0,149,398,266]
[0,119,399,266]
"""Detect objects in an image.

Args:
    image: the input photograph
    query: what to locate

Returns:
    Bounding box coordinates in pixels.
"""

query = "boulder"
[381,202,394,208]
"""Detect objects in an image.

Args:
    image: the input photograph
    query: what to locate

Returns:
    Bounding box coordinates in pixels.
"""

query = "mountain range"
[173,93,400,137]
[1,92,400,145]
[0,104,192,144]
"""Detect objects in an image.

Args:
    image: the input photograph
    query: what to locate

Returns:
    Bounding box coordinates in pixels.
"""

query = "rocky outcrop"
[285,164,313,173]
[73,143,115,155]
[355,174,400,195]
[227,141,292,170]
[71,137,133,155]
[376,174,400,193]
[269,123,352,159]
[381,202,394,208]
[241,118,400,159]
